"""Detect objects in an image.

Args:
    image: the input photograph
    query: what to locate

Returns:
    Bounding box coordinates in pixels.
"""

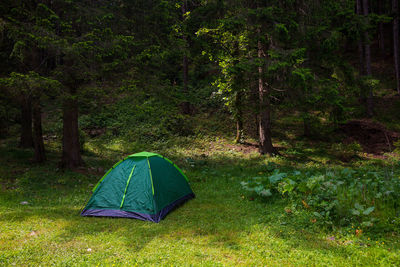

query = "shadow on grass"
[0,177,361,262]
[1,140,398,264]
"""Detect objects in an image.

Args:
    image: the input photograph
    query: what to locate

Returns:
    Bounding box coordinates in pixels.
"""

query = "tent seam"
[120,164,136,208]
[147,158,155,195]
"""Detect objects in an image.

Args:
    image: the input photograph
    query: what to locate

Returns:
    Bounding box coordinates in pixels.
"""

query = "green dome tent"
[81,152,195,222]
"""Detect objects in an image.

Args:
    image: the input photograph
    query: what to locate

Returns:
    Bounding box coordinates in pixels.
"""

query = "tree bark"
[363,0,372,76]
[257,37,277,155]
[181,0,191,114]
[394,0,400,94]
[357,0,365,75]
[235,120,243,144]
[32,98,46,163]
[378,0,386,57]
[60,89,83,169]
[234,91,244,143]
[19,94,34,148]
[363,0,374,117]
[303,115,312,137]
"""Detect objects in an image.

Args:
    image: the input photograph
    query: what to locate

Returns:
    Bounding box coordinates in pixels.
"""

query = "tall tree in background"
[2,0,136,168]
[3,0,82,167]
[32,96,45,162]
[378,0,386,57]
[60,84,83,168]
[19,94,34,148]
[257,29,276,155]
[30,73,58,163]
[199,0,305,154]
[362,0,372,76]
[363,0,374,117]
[3,1,37,148]
[357,0,365,75]
[394,0,400,94]
[2,1,65,155]
[55,1,134,168]
[0,72,58,162]
[181,0,191,114]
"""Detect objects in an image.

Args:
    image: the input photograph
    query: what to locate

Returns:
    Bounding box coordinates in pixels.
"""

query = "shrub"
[241,165,400,231]
[330,142,362,161]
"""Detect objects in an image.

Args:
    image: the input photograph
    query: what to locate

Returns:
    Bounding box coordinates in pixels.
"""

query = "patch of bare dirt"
[224,141,286,154]
[339,119,400,155]
[86,128,106,137]
[225,142,259,154]
[74,167,106,176]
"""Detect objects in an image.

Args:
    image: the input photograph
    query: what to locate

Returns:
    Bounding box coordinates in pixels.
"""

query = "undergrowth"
[241,162,400,234]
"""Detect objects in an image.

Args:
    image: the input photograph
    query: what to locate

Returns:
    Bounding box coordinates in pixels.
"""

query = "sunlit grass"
[1,137,399,266]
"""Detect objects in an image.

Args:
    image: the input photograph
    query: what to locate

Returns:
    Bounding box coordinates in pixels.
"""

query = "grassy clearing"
[1,136,400,266]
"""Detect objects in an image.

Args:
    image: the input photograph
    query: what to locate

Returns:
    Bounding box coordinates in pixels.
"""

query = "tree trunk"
[378,0,386,57]
[181,0,191,114]
[32,98,46,163]
[235,120,243,144]
[257,37,277,155]
[19,94,34,148]
[394,0,400,94]
[303,115,312,138]
[357,0,365,75]
[181,54,190,114]
[363,0,372,76]
[234,92,244,143]
[250,80,259,140]
[363,0,374,117]
[60,90,83,169]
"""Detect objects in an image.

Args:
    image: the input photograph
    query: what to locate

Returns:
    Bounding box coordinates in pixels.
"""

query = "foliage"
[395,140,400,154]
[241,165,400,231]
[78,93,194,143]
[330,142,362,161]
[0,71,61,99]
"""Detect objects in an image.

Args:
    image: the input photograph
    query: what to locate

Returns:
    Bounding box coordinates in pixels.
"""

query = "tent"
[81,152,195,222]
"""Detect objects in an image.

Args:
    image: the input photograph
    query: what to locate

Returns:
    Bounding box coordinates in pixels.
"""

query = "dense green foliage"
[1,0,399,144]
[241,163,400,231]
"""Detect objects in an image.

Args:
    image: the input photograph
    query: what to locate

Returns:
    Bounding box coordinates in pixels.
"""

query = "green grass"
[1,137,400,266]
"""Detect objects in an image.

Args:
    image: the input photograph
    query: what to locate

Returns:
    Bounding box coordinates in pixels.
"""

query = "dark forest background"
[0,0,399,167]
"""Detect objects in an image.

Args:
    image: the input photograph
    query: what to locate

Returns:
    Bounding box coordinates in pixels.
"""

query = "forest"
[1,0,400,265]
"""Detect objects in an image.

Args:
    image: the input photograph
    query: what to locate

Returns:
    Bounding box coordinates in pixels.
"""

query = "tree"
[1,1,36,148]
[0,72,59,162]
[357,0,365,75]
[48,0,135,168]
[393,0,400,94]
[363,0,374,117]
[234,90,244,143]
[257,30,276,155]
[181,0,191,114]
[196,3,250,144]
[32,96,45,162]
[378,0,386,57]
[198,0,306,154]
[19,94,34,148]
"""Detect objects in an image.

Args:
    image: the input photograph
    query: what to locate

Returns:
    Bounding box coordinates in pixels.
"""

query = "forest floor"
[1,121,400,266]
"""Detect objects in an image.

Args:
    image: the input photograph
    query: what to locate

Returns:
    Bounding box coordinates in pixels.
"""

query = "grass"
[1,135,400,266]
